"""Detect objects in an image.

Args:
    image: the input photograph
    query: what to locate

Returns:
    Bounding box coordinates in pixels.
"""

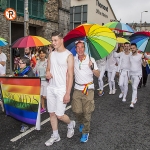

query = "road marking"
[97,83,108,90]
[10,105,72,142]
[11,83,108,142]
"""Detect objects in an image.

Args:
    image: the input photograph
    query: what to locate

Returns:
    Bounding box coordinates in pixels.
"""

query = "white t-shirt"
[0,52,7,75]
[48,50,72,89]
[0,64,5,75]
[96,57,106,67]
[114,52,131,72]
[130,53,142,76]
[106,51,117,72]
[74,54,98,90]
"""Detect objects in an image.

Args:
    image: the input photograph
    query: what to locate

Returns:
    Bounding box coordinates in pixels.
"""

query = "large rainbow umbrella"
[103,22,135,33]
[64,24,117,60]
[117,37,130,43]
[0,38,8,46]
[130,31,150,52]
[12,36,51,48]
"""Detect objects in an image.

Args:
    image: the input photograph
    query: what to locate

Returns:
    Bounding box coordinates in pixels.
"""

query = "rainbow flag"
[146,60,150,74]
[0,77,41,125]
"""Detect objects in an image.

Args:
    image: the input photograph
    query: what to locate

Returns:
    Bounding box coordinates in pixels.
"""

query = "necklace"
[78,55,86,70]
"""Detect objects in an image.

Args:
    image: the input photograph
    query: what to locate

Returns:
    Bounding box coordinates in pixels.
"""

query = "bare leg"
[50,112,58,131]
[57,114,71,124]
[41,96,46,109]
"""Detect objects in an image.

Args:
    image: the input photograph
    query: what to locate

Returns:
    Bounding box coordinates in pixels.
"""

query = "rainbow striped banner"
[0,77,41,125]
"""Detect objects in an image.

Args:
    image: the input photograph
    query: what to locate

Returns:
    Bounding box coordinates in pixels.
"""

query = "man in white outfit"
[106,45,118,95]
[129,43,145,108]
[114,42,131,102]
[45,32,75,146]
[96,58,106,96]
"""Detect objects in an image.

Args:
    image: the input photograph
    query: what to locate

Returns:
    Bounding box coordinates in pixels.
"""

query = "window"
[70,5,88,30]
[7,0,45,19]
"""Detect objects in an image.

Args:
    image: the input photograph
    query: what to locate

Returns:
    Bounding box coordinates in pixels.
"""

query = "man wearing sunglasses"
[72,40,100,143]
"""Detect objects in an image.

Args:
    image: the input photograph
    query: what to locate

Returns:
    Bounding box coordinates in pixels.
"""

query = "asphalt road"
[0,77,150,150]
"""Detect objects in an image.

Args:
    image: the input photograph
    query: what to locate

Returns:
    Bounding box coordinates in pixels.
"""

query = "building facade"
[128,22,150,32]
[70,0,117,29]
[0,0,70,73]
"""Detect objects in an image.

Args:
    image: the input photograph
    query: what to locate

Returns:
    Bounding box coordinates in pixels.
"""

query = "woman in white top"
[34,49,48,113]
[96,57,106,96]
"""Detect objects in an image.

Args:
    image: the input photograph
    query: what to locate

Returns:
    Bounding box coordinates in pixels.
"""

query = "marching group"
[0,31,150,145]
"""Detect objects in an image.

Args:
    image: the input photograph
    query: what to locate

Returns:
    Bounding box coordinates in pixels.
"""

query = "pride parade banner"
[0,77,41,126]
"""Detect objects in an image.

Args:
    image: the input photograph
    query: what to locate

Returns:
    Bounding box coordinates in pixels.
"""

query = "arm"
[46,53,53,79]
[0,53,7,66]
[92,69,100,78]
[89,58,100,78]
[0,61,6,66]
[63,54,74,104]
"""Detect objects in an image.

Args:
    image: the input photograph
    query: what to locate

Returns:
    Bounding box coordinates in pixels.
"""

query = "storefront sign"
[96,9,108,18]
[96,0,108,12]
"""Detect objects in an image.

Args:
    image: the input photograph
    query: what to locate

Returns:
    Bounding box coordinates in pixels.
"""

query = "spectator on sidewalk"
[34,49,48,114]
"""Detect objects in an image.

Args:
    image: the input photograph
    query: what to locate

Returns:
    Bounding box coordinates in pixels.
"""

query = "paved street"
[0,77,150,150]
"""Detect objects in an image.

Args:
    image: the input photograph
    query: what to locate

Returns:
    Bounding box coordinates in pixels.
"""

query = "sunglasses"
[75,40,85,44]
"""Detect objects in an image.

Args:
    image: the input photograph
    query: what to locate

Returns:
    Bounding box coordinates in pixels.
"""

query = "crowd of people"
[0,31,150,146]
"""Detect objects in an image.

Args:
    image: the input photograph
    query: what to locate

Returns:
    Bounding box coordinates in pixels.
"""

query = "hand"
[63,93,70,104]
[115,63,118,66]
[116,72,119,77]
[46,71,53,79]
[89,60,94,70]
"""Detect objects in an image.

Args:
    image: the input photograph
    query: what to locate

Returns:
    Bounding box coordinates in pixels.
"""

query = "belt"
[75,82,93,95]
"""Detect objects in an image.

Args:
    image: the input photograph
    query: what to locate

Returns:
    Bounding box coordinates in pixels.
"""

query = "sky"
[108,0,150,24]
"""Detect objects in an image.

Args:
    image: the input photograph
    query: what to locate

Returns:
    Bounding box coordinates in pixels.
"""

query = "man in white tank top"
[114,42,131,102]
[72,40,100,143]
[45,32,75,146]
[129,43,145,108]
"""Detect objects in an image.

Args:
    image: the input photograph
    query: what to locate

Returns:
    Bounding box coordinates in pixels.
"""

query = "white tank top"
[49,50,72,89]
[130,53,142,76]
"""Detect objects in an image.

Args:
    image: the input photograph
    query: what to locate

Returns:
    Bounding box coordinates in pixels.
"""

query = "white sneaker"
[45,134,61,146]
[67,120,76,138]
[122,98,126,102]
[112,89,116,94]
[119,93,123,98]
[109,90,112,94]
[130,103,134,108]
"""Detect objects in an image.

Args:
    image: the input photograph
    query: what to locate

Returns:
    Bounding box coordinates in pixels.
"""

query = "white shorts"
[40,81,48,97]
[47,86,66,116]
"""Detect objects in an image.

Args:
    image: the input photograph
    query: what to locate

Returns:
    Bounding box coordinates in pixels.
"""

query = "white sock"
[68,120,73,128]
[53,130,59,137]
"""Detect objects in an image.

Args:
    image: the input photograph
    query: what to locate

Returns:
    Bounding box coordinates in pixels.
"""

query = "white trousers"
[131,75,141,103]
[108,70,116,90]
[119,70,129,98]
[98,66,105,91]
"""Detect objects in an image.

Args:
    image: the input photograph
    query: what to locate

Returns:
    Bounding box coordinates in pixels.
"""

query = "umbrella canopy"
[103,22,135,33]
[0,38,8,46]
[117,37,130,43]
[12,36,51,48]
[64,23,117,60]
[130,31,150,52]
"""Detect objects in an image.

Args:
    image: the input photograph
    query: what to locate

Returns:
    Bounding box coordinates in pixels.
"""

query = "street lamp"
[140,11,148,31]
